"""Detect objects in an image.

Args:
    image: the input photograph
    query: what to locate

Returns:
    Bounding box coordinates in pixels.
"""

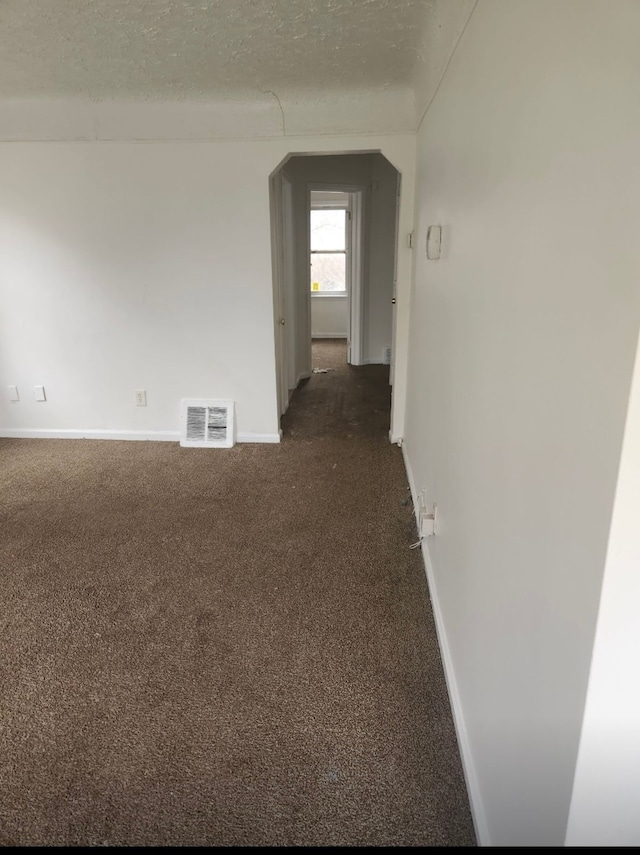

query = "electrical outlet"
[135,390,147,407]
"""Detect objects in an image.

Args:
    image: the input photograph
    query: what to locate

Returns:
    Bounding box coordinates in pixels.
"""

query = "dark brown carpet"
[0,339,476,847]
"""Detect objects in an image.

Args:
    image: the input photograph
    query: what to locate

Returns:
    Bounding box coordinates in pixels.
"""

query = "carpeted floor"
[0,339,476,847]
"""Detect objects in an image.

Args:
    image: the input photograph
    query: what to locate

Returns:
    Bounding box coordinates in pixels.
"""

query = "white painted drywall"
[0,133,415,442]
[311,298,348,338]
[403,0,640,846]
[0,141,280,439]
[565,328,640,846]
[0,92,417,143]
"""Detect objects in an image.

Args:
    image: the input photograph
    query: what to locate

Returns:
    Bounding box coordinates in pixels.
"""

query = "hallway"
[0,340,475,846]
[281,338,392,440]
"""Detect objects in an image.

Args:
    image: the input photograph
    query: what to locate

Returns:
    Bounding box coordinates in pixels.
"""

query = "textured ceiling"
[0,0,437,101]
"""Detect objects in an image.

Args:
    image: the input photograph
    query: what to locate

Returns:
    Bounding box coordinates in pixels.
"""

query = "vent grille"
[180,399,235,448]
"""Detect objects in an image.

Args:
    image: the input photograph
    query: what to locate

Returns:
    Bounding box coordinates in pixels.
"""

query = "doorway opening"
[269,152,401,431]
[308,188,362,367]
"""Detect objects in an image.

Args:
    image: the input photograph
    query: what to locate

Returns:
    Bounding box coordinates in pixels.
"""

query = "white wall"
[565,327,640,846]
[0,141,279,441]
[0,134,414,442]
[311,298,348,338]
[403,0,640,846]
[0,91,416,142]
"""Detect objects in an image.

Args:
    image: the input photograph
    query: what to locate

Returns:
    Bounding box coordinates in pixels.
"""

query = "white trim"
[309,201,348,297]
[270,169,287,417]
[0,130,414,146]
[311,292,348,299]
[295,371,311,386]
[401,442,491,847]
[362,358,384,365]
[0,428,180,442]
[389,170,401,388]
[270,170,296,418]
[236,432,281,444]
[309,190,350,208]
[0,428,282,444]
[311,333,348,339]
[349,189,365,366]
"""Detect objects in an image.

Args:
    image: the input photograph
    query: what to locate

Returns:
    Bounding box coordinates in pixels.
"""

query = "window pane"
[310,209,346,251]
[311,252,346,292]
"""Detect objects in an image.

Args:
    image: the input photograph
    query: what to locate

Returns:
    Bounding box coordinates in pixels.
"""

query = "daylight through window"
[310,207,347,294]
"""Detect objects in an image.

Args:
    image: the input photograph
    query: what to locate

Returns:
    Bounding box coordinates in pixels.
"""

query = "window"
[310,207,347,294]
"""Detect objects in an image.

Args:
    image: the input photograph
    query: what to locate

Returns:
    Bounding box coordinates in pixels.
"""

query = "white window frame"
[310,197,350,298]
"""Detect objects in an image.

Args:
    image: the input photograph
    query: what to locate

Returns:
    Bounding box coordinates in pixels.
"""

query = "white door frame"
[307,182,366,366]
[269,170,288,417]
[389,171,402,386]
[268,142,414,446]
[282,174,296,394]
[269,170,297,417]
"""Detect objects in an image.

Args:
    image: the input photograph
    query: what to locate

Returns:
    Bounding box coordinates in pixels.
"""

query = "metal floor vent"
[179,399,235,448]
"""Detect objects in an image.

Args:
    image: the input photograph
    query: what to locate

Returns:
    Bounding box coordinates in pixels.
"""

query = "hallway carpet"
[0,339,476,846]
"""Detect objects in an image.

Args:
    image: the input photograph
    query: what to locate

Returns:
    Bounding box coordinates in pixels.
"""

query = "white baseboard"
[349,358,383,367]
[401,442,491,847]
[236,432,281,444]
[0,428,180,442]
[0,428,282,444]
